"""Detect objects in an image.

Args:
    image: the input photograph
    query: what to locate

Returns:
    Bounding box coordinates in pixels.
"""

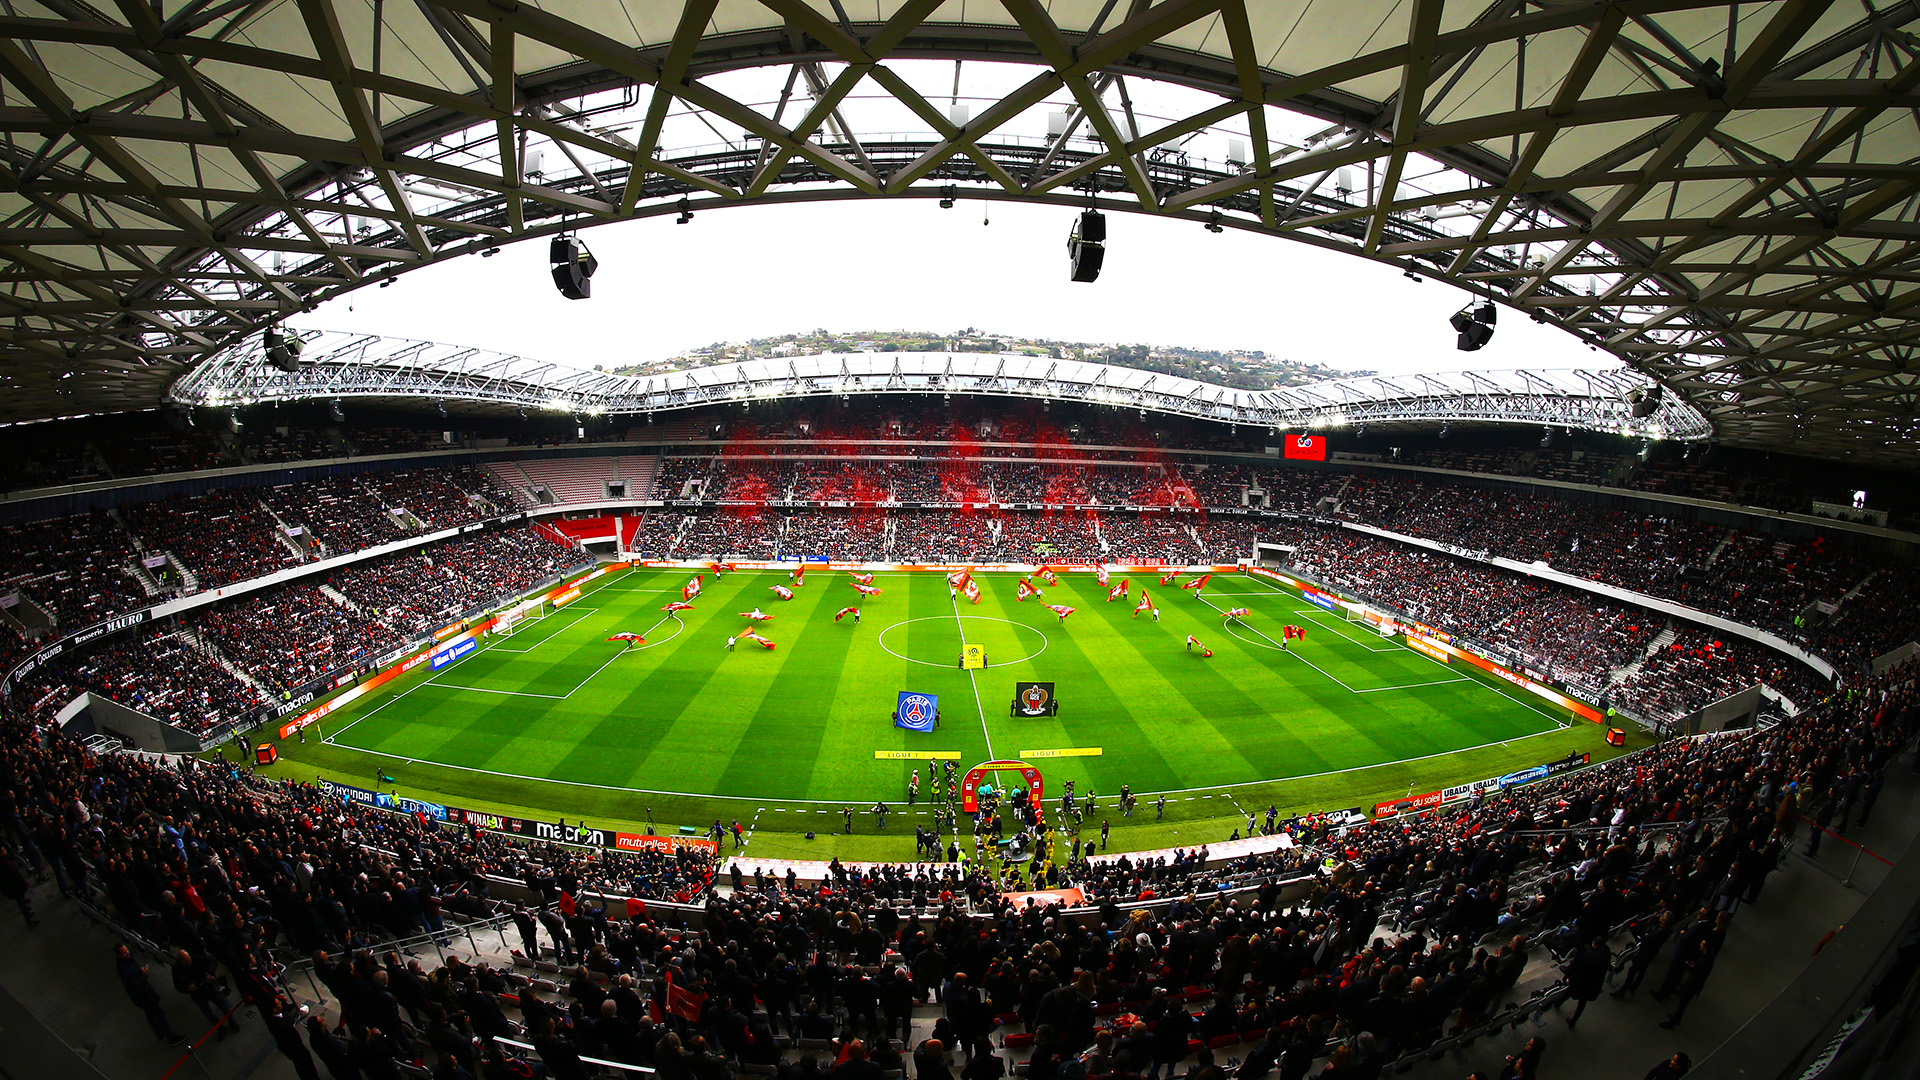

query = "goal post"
[497,597,548,636]
[1345,602,1400,637]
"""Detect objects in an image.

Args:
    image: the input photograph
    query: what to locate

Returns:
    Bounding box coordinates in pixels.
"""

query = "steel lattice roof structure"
[170,329,1713,438]
[3,0,1918,461]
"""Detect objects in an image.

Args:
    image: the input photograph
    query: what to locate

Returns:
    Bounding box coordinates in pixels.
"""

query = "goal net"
[499,599,547,636]
[1346,603,1400,637]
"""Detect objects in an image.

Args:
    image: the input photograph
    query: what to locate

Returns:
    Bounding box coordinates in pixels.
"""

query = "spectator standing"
[114,943,184,1045]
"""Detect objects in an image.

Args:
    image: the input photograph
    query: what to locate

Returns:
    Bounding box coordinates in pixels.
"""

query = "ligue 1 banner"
[1011,681,1057,717]
[895,691,939,732]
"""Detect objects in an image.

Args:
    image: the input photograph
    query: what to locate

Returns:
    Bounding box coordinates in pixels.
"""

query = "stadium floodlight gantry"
[168,330,1714,441]
[2,1,1918,461]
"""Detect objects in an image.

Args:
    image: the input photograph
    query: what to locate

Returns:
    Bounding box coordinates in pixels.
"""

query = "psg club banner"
[1283,434,1327,461]
[1012,681,1056,717]
[895,691,939,732]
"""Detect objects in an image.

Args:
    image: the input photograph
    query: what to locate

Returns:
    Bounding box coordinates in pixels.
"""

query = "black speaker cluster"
[550,235,598,300]
[1069,210,1105,283]
[1450,301,1497,351]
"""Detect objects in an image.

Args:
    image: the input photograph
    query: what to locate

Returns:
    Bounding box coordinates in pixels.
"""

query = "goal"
[1345,603,1400,638]
[498,599,548,636]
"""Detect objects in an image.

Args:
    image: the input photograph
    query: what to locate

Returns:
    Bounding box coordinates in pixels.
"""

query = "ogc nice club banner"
[895,691,939,732]
[1012,682,1056,717]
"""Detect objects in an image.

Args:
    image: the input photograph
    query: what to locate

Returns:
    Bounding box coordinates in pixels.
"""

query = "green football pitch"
[267,565,1631,859]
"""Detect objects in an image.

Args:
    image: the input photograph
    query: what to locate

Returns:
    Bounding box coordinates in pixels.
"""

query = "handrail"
[491,1034,658,1076]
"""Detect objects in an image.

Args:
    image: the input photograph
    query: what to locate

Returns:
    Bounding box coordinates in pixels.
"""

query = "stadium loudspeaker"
[1629,385,1664,418]
[549,235,598,300]
[264,328,305,372]
[1456,322,1494,351]
[1068,210,1106,282]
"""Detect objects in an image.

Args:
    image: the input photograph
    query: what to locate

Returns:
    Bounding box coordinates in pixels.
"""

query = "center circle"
[632,614,686,650]
[875,616,1050,668]
[1221,620,1283,651]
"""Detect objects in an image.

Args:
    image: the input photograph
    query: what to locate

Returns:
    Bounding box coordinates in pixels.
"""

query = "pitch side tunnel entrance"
[960,759,1044,815]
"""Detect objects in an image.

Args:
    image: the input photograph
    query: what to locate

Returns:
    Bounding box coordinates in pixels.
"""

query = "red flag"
[848,572,874,586]
[1133,591,1152,618]
[791,566,805,585]
[1183,573,1212,591]
[738,609,773,621]
[1224,608,1250,621]
[624,896,648,921]
[947,569,972,590]
[741,632,777,650]
[834,606,860,622]
[606,633,645,642]
[962,579,982,605]
[770,584,794,600]
[1015,580,1039,602]
[664,970,705,1022]
[1096,566,1110,587]
[1160,571,1179,586]
[851,582,881,596]
[1045,604,1075,621]
[682,574,703,601]
[1107,582,1128,602]
[662,601,694,612]
[558,891,577,917]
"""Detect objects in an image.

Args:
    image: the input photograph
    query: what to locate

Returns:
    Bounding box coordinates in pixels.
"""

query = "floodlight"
[675,197,693,224]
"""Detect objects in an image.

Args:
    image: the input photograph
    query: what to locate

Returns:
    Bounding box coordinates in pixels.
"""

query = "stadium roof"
[170,330,1712,439]
[3,0,1918,463]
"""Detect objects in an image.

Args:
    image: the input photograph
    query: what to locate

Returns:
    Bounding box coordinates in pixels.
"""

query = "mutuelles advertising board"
[320,776,717,854]
[1373,751,1593,818]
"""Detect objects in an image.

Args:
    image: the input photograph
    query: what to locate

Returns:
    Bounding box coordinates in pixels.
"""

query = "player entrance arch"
[960,760,1043,814]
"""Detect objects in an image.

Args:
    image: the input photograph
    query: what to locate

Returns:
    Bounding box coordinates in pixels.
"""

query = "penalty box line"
[490,604,598,653]
[328,611,683,744]
[1243,573,1569,734]
[1194,592,1362,693]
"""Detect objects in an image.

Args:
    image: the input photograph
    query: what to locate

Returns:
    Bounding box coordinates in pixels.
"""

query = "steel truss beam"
[0,0,1915,464]
[169,331,1711,443]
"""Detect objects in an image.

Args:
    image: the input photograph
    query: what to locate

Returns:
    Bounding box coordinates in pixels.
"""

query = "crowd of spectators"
[1282,527,1833,718]
[887,512,1001,563]
[9,528,592,731]
[15,631,264,735]
[197,584,405,696]
[0,510,146,629]
[783,512,889,561]
[2,639,1907,1080]
[122,490,305,589]
[260,466,514,555]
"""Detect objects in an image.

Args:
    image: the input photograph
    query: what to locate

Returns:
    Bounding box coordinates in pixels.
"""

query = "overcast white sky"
[299,199,1614,378]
